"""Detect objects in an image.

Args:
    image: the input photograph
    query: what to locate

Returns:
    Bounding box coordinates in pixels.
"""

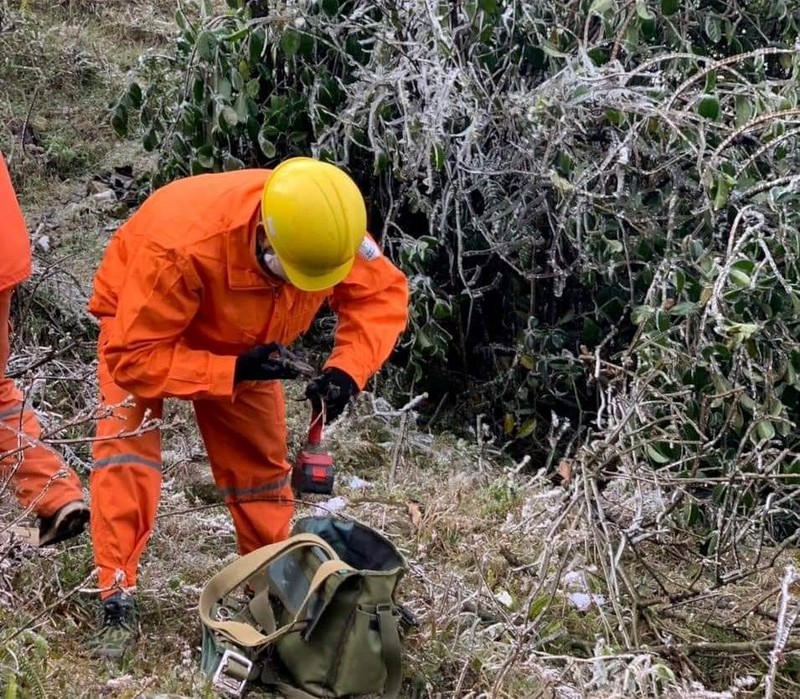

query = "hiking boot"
[91,592,139,659]
[38,500,89,547]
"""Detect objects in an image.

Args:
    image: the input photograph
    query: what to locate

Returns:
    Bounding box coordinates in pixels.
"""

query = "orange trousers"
[90,324,294,597]
[0,289,83,516]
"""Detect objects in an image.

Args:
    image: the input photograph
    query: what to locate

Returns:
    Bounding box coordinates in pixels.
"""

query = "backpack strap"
[199,533,344,648]
[377,604,402,699]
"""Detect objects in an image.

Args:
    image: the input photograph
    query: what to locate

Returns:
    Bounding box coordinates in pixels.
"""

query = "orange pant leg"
[193,381,294,555]
[91,322,163,597]
[0,288,83,517]
[0,379,85,517]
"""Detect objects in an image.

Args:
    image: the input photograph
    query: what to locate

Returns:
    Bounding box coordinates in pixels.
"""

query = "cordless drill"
[292,400,335,494]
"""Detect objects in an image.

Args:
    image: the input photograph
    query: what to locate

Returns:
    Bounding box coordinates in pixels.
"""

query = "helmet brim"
[280,255,355,292]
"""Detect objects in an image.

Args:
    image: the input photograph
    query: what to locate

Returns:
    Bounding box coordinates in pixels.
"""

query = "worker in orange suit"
[86,157,409,658]
[0,153,89,546]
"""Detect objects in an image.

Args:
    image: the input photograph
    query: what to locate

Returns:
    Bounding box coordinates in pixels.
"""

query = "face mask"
[263,252,289,282]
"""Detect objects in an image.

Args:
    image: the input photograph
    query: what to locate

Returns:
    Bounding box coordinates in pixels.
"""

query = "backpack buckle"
[212,648,253,697]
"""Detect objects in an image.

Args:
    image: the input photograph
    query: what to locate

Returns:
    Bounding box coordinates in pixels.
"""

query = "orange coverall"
[0,154,84,516]
[88,168,409,595]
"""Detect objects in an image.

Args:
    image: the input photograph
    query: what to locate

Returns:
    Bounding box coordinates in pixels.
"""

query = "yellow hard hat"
[261,157,366,291]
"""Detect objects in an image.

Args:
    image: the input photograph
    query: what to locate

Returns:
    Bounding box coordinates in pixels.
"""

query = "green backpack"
[199,516,409,698]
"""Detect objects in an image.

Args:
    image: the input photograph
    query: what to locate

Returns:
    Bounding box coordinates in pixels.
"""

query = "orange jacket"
[88,169,409,400]
[0,154,32,293]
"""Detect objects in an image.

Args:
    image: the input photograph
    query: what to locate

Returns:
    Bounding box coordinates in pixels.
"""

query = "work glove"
[305,368,359,422]
[234,343,314,385]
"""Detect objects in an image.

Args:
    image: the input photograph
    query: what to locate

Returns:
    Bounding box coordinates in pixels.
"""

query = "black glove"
[234,343,313,385]
[305,368,359,421]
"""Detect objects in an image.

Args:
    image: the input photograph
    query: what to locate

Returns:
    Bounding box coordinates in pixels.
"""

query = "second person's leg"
[0,287,86,543]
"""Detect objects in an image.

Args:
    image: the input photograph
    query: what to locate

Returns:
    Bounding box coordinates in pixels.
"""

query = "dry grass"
[5,382,798,697]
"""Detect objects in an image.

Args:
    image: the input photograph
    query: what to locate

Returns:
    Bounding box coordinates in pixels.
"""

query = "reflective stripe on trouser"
[0,378,83,517]
[91,332,294,596]
[194,383,294,556]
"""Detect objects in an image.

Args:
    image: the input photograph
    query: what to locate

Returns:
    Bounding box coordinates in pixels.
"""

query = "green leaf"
[589,0,613,15]
[234,92,250,122]
[698,95,721,121]
[725,321,760,342]
[640,13,657,38]
[225,27,249,43]
[374,151,389,175]
[249,28,266,64]
[175,9,192,36]
[729,268,750,289]
[196,31,217,61]
[540,41,569,58]
[230,67,245,91]
[704,531,719,555]
[635,0,654,20]
[195,146,215,169]
[111,104,128,138]
[661,0,679,15]
[631,305,654,324]
[246,78,260,99]
[171,133,190,156]
[128,82,143,109]
[217,77,233,100]
[673,269,685,295]
[431,143,445,171]
[682,501,700,526]
[647,444,671,464]
[756,420,776,441]
[735,96,753,126]
[415,330,434,351]
[702,343,732,362]
[223,154,245,170]
[670,302,697,316]
[143,128,159,151]
[192,75,206,102]
[712,373,732,394]
[528,596,549,620]
[433,299,452,319]
[280,30,302,57]
[713,174,732,209]
[704,15,721,43]
[478,0,497,12]
[517,418,537,439]
[219,105,239,128]
[258,126,276,158]
[321,0,339,15]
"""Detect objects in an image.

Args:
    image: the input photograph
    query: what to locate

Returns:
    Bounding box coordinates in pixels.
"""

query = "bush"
[113,0,800,480]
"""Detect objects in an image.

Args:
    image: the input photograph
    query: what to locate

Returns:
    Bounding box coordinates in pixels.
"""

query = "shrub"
[113,0,800,482]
